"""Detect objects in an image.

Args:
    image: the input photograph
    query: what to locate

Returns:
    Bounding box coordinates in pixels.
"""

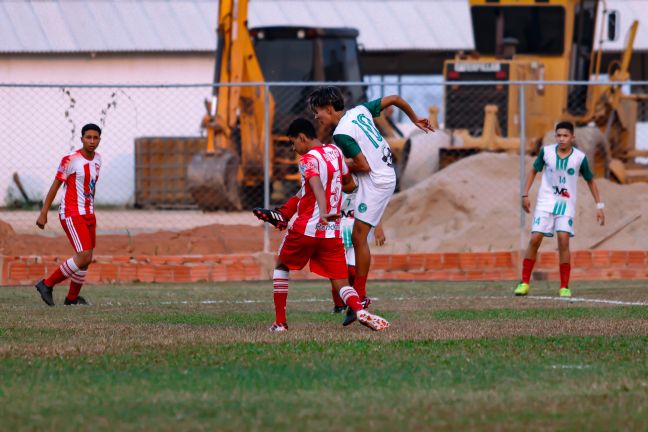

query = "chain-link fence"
[1,80,647,254]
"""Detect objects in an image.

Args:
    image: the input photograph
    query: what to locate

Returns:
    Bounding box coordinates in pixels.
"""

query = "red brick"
[85,269,101,283]
[459,253,479,270]
[154,265,174,283]
[28,263,47,280]
[390,255,408,271]
[536,252,559,270]
[424,254,443,270]
[118,264,138,282]
[610,251,628,266]
[99,264,119,283]
[189,265,211,282]
[211,265,228,281]
[372,255,390,270]
[8,263,29,281]
[627,251,646,267]
[407,254,427,271]
[493,252,517,268]
[171,266,191,282]
[591,250,610,267]
[443,253,461,269]
[136,264,155,283]
[572,251,593,268]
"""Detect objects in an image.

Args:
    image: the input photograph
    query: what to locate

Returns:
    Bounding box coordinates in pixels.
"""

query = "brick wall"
[1,251,647,286]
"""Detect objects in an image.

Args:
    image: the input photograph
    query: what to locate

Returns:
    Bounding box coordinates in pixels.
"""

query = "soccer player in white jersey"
[34,123,103,306]
[268,118,389,332]
[515,121,605,297]
[308,86,433,318]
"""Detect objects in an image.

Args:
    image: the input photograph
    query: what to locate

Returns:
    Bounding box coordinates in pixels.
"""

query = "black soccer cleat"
[64,296,89,306]
[342,297,371,326]
[35,279,54,306]
[252,208,287,230]
[331,305,347,314]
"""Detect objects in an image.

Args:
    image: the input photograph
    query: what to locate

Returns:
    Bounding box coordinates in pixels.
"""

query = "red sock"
[559,263,571,288]
[331,286,345,307]
[273,269,289,324]
[353,274,368,300]
[521,258,535,284]
[66,269,87,301]
[339,286,363,312]
[44,258,79,287]
[347,265,356,287]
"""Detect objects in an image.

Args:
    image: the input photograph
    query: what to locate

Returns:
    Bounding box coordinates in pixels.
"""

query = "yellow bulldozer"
[439,0,648,183]
[185,0,367,210]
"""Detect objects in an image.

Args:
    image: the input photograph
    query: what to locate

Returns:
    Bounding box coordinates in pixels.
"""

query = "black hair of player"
[308,86,345,112]
[555,121,574,134]
[82,123,102,136]
[287,118,317,139]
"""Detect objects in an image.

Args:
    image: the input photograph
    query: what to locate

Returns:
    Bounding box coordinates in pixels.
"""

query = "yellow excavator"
[440,0,648,183]
[185,0,365,210]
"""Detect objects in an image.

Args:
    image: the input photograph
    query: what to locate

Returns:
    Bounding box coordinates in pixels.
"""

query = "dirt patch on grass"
[2,317,647,359]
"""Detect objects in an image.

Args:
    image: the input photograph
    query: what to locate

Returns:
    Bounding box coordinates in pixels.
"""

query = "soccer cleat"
[331,305,347,314]
[342,297,371,326]
[64,296,89,305]
[35,279,54,306]
[559,287,572,298]
[356,310,390,331]
[269,322,288,332]
[514,282,529,296]
[252,208,287,230]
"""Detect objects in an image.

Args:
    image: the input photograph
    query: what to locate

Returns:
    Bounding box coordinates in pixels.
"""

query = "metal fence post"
[519,84,527,268]
[263,84,271,253]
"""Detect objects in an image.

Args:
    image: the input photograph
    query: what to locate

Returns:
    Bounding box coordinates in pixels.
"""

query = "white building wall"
[1,55,215,206]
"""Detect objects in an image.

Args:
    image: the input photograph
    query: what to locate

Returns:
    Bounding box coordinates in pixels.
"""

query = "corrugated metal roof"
[0,0,646,54]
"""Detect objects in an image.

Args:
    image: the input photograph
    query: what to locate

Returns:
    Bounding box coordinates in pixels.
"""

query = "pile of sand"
[382,152,648,252]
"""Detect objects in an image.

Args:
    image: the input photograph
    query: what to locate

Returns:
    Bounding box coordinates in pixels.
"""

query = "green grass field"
[1,280,647,431]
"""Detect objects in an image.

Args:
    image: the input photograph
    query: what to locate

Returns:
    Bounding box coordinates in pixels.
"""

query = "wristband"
[596,202,605,209]
[521,195,528,198]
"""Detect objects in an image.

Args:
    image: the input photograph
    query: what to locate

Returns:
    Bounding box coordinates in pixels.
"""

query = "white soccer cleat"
[356,309,390,331]
[269,322,288,332]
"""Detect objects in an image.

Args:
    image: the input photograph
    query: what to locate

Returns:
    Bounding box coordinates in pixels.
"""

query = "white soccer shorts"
[531,210,575,237]
[354,175,396,227]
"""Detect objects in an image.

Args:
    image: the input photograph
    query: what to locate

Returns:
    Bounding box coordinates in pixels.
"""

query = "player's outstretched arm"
[521,167,538,214]
[586,179,605,226]
[346,154,371,173]
[36,179,63,229]
[380,95,434,133]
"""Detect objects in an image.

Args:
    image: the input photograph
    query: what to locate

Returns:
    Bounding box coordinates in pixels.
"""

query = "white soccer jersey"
[333,99,396,186]
[55,150,102,219]
[533,144,593,217]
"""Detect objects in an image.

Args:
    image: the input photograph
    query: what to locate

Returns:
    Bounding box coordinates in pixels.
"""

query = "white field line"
[527,295,648,307]
[95,295,648,307]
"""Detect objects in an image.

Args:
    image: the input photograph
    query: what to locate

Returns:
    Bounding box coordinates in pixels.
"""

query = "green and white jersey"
[533,144,594,217]
[333,98,396,186]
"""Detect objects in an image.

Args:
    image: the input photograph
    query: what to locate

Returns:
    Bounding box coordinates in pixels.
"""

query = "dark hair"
[82,123,102,136]
[555,121,574,133]
[308,86,345,112]
[287,118,317,139]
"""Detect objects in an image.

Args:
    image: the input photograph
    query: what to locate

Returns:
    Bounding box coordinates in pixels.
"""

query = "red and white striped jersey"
[55,150,102,219]
[290,144,348,238]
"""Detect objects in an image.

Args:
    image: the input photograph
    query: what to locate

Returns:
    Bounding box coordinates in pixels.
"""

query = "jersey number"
[352,114,383,149]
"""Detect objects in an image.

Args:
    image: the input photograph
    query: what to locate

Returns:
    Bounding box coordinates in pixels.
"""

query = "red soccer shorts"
[60,214,96,253]
[278,230,348,280]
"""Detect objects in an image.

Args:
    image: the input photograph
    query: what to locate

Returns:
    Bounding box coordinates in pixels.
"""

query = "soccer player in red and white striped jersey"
[35,123,103,306]
[269,118,389,332]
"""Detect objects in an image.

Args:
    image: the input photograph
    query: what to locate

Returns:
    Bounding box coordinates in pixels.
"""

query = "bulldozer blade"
[187,149,242,211]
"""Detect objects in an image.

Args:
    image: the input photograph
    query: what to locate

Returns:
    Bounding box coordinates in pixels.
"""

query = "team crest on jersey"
[358,203,368,213]
[567,168,575,175]
[299,160,316,176]
[568,218,573,226]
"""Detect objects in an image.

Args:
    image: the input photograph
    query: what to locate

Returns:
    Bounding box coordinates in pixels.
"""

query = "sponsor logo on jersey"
[316,222,340,231]
[358,203,368,213]
[553,186,570,198]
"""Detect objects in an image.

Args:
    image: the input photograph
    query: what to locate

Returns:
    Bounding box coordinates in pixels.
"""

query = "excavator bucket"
[187,148,242,211]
